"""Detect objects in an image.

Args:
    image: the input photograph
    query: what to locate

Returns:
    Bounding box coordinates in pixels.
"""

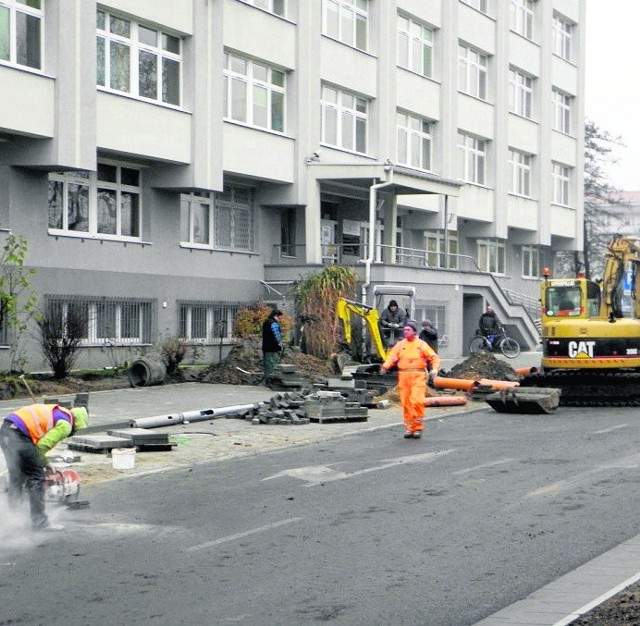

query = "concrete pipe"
[128,359,166,387]
[129,413,184,429]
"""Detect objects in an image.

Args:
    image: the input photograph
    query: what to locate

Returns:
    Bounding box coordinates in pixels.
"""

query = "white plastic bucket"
[112,447,136,470]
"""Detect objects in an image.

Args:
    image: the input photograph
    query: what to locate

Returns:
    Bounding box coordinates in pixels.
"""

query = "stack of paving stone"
[314,376,378,407]
[304,390,368,424]
[266,364,308,390]
[247,390,311,425]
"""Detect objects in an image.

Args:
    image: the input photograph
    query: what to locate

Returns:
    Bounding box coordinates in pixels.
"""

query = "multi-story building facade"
[0,0,584,370]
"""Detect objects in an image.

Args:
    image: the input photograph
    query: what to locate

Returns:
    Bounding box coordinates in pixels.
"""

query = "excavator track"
[519,371,640,407]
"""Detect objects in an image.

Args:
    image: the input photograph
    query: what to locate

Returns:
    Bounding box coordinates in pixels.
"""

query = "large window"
[321,84,368,153]
[509,69,533,118]
[179,302,240,342]
[552,88,572,134]
[460,0,487,13]
[552,162,571,206]
[322,0,368,51]
[522,245,540,278]
[181,193,212,247]
[48,163,141,240]
[397,14,433,78]
[223,52,286,132]
[425,231,458,269]
[240,0,285,17]
[509,0,534,40]
[0,0,42,69]
[458,44,487,100]
[458,133,487,185]
[97,10,181,106]
[553,13,573,61]
[478,240,505,275]
[214,186,254,251]
[45,297,154,345]
[509,149,532,197]
[397,111,432,171]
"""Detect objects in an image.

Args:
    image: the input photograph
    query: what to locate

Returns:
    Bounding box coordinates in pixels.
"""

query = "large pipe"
[129,413,184,429]
[432,376,480,392]
[424,396,467,407]
[129,404,259,429]
[477,379,520,390]
[514,366,539,376]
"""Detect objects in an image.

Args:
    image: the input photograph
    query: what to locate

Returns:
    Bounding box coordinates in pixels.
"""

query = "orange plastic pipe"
[477,378,520,390]
[432,377,479,391]
[514,366,539,376]
[424,396,468,407]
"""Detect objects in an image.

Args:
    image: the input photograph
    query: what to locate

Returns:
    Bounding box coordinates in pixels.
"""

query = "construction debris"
[446,351,518,381]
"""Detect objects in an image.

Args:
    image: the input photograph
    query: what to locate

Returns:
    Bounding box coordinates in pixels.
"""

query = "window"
[240,0,285,17]
[552,88,572,134]
[323,0,368,51]
[460,0,487,13]
[458,44,487,100]
[553,13,572,61]
[97,10,181,105]
[397,111,432,171]
[281,208,296,257]
[214,185,254,251]
[397,14,433,78]
[509,149,532,197]
[223,52,286,132]
[425,231,458,269]
[321,84,368,153]
[416,304,447,345]
[478,240,505,274]
[0,0,42,69]
[552,162,571,206]
[181,193,213,247]
[522,245,540,278]
[45,297,154,344]
[509,0,534,40]
[509,69,533,118]
[179,302,240,342]
[48,163,142,240]
[458,133,487,185]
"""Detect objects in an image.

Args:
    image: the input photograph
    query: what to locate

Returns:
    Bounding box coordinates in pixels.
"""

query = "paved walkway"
[2,349,638,625]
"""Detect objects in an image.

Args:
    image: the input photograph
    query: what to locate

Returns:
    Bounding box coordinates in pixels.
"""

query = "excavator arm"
[336,298,388,361]
[602,236,640,320]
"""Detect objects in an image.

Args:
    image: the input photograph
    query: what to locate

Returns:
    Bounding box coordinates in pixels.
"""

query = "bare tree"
[38,307,87,379]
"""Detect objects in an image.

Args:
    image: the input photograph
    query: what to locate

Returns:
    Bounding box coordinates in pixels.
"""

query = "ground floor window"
[415,304,447,347]
[179,302,240,342]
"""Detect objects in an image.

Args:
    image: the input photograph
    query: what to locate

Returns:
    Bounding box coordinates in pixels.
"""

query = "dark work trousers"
[0,420,48,528]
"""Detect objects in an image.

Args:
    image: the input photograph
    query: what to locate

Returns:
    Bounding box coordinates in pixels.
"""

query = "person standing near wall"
[262,309,283,382]
[419,319,439,353]
[380,321,440,439]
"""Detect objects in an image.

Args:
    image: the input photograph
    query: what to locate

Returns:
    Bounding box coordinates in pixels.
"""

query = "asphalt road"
[2,401,640,626]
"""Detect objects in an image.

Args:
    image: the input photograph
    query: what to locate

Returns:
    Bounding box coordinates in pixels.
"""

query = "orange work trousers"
[398,370,427,433]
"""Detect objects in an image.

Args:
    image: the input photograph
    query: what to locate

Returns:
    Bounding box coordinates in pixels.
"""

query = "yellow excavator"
[520,235,640,405]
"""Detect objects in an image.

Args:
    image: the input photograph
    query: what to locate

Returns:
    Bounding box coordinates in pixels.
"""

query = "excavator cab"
[542,278,601,319]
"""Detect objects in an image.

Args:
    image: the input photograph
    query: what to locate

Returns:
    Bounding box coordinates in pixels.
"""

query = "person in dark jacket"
[479,304,502,338]
[0,404,88,531]
[262,309,283,382]
[379,300,407,347]
[419,319,439,353]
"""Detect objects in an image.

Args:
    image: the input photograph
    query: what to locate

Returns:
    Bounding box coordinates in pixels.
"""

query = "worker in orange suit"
[380,321,440,439]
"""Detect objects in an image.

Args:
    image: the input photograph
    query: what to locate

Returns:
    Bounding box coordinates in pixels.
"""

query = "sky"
[585,0,640,191]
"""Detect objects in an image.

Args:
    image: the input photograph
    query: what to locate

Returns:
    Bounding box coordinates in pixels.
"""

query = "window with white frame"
[181,193,212,247]
[321,84,368,153]
[240,0,285,17]
[509,0,534,40]
[458,43,487,100]
[223,52,286,132]
[397,14,433,78]
[552,13,572,61]
[48,163,142,240]
[552,162,571,206]
[522,245,540,278]
[416,304,447,344]
[397,111,432,171]
[460,0,487,13]
[179,302,240,342]
[509,69,533,118]
[552,88,572,134]
[214,185,254,251]
[458,132,487,185]
[322,0,368,51]
[97,10,181,106]
[509,149,532,197]
[478,239,505,274]
[0,0,42,69]
[45,297,154,344]
[425,231,458,269]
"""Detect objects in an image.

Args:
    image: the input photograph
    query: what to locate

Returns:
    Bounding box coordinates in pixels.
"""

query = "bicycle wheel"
[500,336,521,358]
[469,336,489,354]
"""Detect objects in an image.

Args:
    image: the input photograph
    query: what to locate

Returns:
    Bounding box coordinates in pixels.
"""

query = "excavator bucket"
[484,387,561,414]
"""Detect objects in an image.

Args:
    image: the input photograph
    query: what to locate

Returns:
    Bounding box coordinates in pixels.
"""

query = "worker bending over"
[381,321,440,439]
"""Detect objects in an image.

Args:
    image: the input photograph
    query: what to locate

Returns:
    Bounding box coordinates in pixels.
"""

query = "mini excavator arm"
[336,298,388,360]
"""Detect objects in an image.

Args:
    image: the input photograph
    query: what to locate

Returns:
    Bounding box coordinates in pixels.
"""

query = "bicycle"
[468,329,521,359]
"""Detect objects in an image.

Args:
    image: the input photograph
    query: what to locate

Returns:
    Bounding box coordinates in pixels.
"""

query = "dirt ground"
[571,581,640,624]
